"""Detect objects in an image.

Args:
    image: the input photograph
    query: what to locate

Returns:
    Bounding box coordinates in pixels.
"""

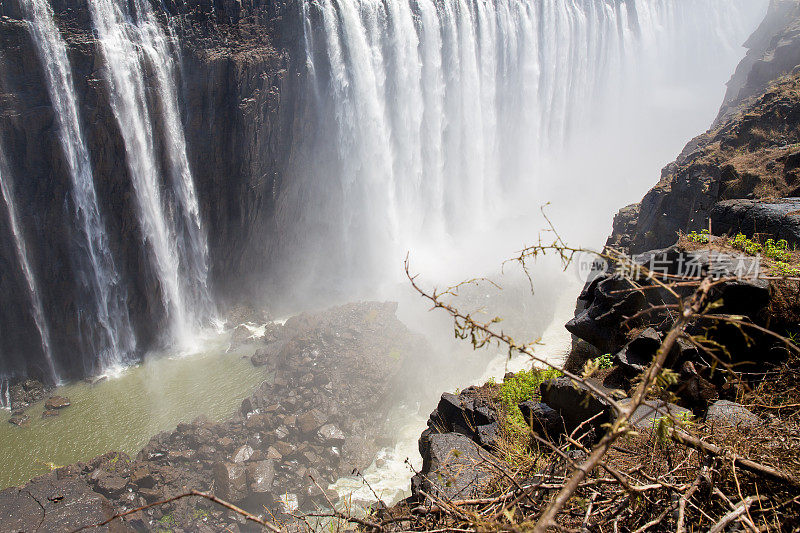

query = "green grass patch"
[499,368,561,432]
[687,229,711,244]
[730,233,800,276]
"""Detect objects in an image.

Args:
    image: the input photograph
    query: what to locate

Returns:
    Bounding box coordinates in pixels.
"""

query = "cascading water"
[19,0,135,373]
[86,0,214,346]
[0,378,9,410]
[0,151,58,383]
[280,0,767,297]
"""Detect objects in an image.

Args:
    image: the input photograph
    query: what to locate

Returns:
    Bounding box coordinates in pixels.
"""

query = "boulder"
[130,468,156,489]
[540,377,620,434]
[317,424,345,446]
[250,342,284,367]
[213,462,248,502]
[239,397,254,416]
[616,399,692,430]
[518,401,563,438]
[475,422,500,449]
[231,325,256,346]
[138,487,163,503]
[429,392,497,439]
[197,445,218,461]
[614,328,661,373]
[276,493,299,514]
[45,396,71,410]
[435,392,474,430]
[566,275,647,354]
[676,361,720,412]
[706,400,761,430]
[8,414,30,426]
[246,460,275,494]
[231,445,254,464]
[413,433,492,501]
[41,409,60,418]
[297,409,327,434]
[94,472,128,497]
[273,441,296,457]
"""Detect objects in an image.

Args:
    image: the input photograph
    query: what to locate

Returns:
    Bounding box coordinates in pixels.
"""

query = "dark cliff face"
[0,0,302,382]
[173,4,301,304]
[608,0,800,254]
[716,0,800,125]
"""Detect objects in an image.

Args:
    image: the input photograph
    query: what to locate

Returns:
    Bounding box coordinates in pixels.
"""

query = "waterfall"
[19,0,135,372]
[0,152,58,383]
[86,0,214,346]
[283,0,767,294]
[0,377,9,410]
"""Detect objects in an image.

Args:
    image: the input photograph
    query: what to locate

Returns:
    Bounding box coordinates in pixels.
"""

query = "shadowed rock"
[518,401,563,438]
[413,433,492,501]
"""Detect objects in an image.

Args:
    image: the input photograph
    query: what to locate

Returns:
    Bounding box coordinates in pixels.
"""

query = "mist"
[255,0,767,312]
[229,0,773,438]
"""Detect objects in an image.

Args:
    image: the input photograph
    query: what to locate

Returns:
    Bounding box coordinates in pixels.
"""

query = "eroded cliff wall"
[0,0,301,381]
[608,0,800,253]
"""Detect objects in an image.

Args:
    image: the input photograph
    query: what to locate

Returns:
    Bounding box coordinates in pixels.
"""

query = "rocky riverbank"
[0,301,434,532]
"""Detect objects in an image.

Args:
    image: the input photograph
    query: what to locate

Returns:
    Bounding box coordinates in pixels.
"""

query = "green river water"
[0,331,268,489]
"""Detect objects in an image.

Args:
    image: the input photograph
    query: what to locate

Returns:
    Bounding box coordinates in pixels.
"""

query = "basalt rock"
[0,476,132,532]
[412,433,492,502]
[710,198,800,244]
[540,377,622,435]
[8,414,30,426]
[246,460,275,494]
[213,462,248,502]
[44,396,71,410]
[8,379,48,411]
[0,302,422,530]
[706,400,762,430]
[518,401,563,438]
[569,245,773,359]
[614,328,662,374]
[615,399,692,430]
